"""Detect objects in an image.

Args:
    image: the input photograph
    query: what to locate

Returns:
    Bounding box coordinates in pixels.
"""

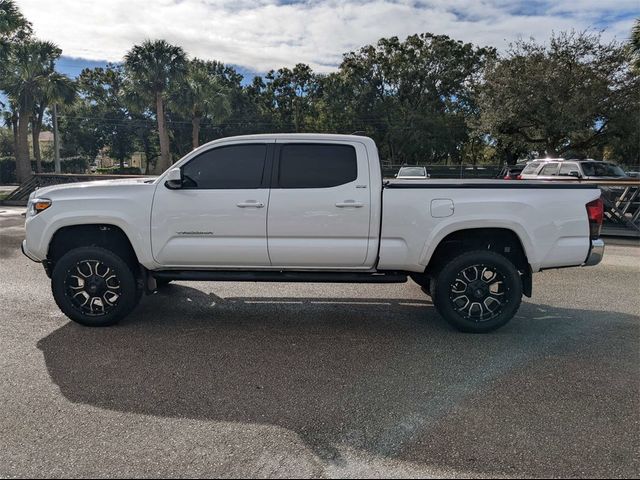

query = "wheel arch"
[423,227,532,297]
[47,224,140,274]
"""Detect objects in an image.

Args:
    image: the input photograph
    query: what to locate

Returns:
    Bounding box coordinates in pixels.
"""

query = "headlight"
[29,198,52,216]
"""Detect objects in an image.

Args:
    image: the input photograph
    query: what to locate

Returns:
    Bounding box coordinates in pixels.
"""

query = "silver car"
[519,159,628,180]
[396,166,429,179]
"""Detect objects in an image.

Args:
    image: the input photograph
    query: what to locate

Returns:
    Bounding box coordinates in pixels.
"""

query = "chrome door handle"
[236,201,265,208]
[335,201,364,208]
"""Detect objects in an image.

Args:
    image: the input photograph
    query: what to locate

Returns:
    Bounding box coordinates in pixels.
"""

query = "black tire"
[409,273,432,297]
[155,278,172,288]
[51,246,141,327]
[432,250,522,333]
[409,272,430,288]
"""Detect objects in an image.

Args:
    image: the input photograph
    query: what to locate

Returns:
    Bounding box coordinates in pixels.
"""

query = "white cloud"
[14,0,637,72]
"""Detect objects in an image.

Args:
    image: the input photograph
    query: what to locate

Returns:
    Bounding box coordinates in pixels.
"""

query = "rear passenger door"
[267,141,372,268]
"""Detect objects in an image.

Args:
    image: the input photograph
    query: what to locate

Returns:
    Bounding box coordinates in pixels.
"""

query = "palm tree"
[31,73,76,171]
[171,59,231,149]
[632,18,640,70]
[1,100,18,154]
[124,40,187,173]
[0,0,31,63]
[1,40,61,182]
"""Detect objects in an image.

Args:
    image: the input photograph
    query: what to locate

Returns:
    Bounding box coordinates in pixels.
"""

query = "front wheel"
[51,246,141,327]
[432,250,522,333]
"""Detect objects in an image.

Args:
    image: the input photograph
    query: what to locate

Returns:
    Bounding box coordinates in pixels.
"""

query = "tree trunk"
[32,119,42,173]
[141,135,150,175]
[11,113,18,156]
[15,109,32,184]
[156,93,171,174]
[192,115,201,150]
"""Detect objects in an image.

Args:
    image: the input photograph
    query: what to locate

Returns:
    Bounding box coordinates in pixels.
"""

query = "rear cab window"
[277,144,358,188]
[398,167,426,176]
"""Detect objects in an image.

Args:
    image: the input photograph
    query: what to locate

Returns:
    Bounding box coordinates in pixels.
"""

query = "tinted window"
[581,162,626,177]
[539,163,559,176]
[278,144,357,188]
[521,162,541,174]
[559,163,579,176]
[181,144,267,189]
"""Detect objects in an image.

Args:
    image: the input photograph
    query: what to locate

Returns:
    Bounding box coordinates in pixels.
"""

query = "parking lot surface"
[1,207,639,478]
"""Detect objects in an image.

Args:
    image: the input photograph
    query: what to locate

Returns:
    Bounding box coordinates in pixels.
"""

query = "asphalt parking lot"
[0,206,638,478]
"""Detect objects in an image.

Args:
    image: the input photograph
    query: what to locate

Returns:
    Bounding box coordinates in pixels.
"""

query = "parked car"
[520,159,628,180]
[497,165,524,180]
[23,134,604,333]
[396,166,429,179]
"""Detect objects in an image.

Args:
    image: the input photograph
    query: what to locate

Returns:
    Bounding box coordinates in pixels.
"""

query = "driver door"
[151,142,273,267]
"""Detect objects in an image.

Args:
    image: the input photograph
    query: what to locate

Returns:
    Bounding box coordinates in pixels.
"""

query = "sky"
[12,0,640,79]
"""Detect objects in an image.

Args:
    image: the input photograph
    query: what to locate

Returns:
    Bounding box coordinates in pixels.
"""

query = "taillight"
[504,175,511,180]
[586,197,604,239]
[516,174,523,180]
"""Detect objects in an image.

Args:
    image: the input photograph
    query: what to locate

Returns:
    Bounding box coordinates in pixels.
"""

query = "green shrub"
[42,156,90,174]
[95,166,142,175]
[0,157,16,184]
[0,156,91,183]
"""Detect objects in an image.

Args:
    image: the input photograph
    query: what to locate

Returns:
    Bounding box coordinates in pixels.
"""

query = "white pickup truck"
[22,134,604,333]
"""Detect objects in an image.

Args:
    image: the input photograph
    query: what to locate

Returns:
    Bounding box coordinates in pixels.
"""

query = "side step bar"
[152,270,408,284]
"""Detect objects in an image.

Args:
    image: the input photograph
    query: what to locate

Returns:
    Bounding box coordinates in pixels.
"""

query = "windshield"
[581,162,626,177]
[398,167,426,176]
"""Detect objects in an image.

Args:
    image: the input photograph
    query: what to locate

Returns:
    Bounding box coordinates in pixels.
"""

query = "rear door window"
[539,163,559,176]
[559,163,579,176]
[277,144,357,188]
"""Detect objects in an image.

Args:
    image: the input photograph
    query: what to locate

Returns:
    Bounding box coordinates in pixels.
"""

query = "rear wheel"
[432,250,522,333]
[51,246,140,327]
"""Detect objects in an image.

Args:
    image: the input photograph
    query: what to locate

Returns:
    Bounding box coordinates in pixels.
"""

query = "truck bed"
[385,179,600,189]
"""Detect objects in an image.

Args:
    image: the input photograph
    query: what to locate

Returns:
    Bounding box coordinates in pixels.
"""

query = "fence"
[597,180,640,237]
[1,173,152,205]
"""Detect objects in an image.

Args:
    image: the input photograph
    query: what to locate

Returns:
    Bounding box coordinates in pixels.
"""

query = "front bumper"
[21,240,40,263]
[584,238,605,266]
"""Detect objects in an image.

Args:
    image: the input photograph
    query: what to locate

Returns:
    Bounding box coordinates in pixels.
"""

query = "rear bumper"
[584,239,605,266]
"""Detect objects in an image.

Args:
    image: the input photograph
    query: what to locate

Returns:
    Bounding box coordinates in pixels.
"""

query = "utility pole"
[53,104,61,173]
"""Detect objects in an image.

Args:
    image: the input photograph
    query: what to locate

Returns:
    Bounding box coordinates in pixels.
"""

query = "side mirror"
[568,171,581,178]
[165,168,183,189]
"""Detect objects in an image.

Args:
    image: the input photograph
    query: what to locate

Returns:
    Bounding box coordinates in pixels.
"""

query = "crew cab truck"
[22,134,605,333]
